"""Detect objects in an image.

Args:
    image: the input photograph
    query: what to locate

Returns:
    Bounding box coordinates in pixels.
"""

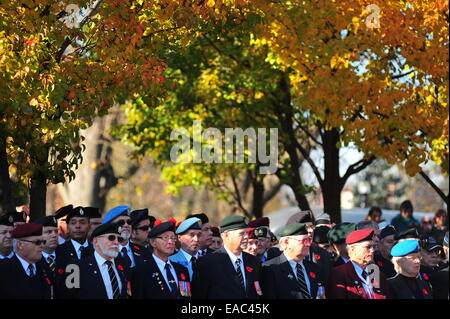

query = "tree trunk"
[0,135,15,212]
[322,128,342,223]
[251,179,264,218]
[29,170,47,220]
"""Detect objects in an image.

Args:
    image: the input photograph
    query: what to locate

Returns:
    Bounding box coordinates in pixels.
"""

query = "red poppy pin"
[180,273,186,281]
[377,261,383,267]
[310,272,316,279]
[117,264,125,271]
[57,268,64,275]
[133,245,140,251]
[422,288,429,295]
[46,278,52,285]
[423,274,429,281]
[314,254,321,260]
[246,266,253,273]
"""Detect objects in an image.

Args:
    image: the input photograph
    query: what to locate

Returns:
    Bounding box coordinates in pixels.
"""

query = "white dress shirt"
[94,251,122,299]
[119,243,136,267]
[224,246,247,289]
[287,256,311,294]
[16,253,36,277]
[71,239,89,259]
[153,254,178,291]
[351,261,374,298]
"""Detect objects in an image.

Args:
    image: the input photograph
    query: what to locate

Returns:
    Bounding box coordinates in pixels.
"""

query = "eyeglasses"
[359,245,376,250]
[136,226,150,231]
[156,236,177,242]
[20,239,46,246]
[99,235,125,243]
[288,236,313,244]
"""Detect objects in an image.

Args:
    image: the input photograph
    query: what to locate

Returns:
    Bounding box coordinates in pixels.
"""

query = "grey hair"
[356,220,379,231]
[392,256,402,273]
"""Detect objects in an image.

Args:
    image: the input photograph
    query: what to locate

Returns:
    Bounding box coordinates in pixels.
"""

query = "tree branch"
[392,69,415,80]
[340,156,376,187]
[419,171,449,205]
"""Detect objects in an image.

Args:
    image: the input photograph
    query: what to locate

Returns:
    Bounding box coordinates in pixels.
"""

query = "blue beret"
[391,240,420,257]
[102,205,131,224]
[176,217,201,235]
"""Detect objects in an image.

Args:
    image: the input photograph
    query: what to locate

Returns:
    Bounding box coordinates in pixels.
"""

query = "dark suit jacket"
[374,252,396,279]
[131,255,190,299]
[191,247,262,299]
[0,255,52,299]
[115,242,152,281]
[55,240,94,269]
[326,261,389,299]
[266,247,282,261]
[261,253,323,299]
[331,256,347,268]
[309,245,332,283]
[388,274,433,299]
[428,267,449,299]
[75,254,128,299]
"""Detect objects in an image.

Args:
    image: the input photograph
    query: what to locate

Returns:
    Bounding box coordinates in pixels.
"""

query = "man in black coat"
[55,206,94,270]
[327,222,356,267]
[388,239,433,299]
[75,220,128,299]
[131,221,190,299]
[0,223,52,299]
[262,223,323,299]
[374,226,397,279]
[191,215,262,299]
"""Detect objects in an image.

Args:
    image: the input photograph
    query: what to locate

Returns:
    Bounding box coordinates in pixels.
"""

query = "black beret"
[35,215,57,227]
[279,223,308,237]
[186,213,209,225]
[379,225,396,240]
[148,221,175,238]
[66,206,89,223]
[0,214,14,227]
[6,211,26,223]
[395,228,419,241]
[313,226,331,244]
[327,222,356,244]
[130,209,150,227]
[84,207,101,219]
[219,215,248,233]
[92,220,125,238]
[286,211,313,225]
[53,205,73,219]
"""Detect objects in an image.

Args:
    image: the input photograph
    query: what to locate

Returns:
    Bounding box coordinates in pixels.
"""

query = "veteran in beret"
[169,217,202,280]
[85,207,102,240]
[191,215,262,299]
[0,223,52,299]
[186,213,214,256]
[55,206,94,269]
[248,217,272,260]
[327,222,356,267]
[261,223,323,299]
[128,208,154,264]
[131,221,190,299]
[373,225,397,278]
[388,240,433,299]
[209,226,223,250]
[326,229,390,299]
[35,216,59,279]
[426,232,448,299]
[0,214,15,259]
[244,227,269,262]
[53,205,73,245]
[74,220,128,299]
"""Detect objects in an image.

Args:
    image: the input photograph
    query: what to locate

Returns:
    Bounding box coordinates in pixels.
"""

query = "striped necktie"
[296,263,311,299]
[105,261,120,299]
[28,264,35,278]
[235,258,245,290]
[47,255,56,274]
[165,263,179,296]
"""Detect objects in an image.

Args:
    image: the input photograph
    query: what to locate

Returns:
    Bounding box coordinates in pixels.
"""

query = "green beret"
[327,222,356,244]
[278,223,308,237]
[219,215,248,233]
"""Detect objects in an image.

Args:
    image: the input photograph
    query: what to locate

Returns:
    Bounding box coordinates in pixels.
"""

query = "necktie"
[235,258,245,290]
[105,261,120,299]
[165,263,178,296]
[121,247,132,268]
[79,246,85,259]
[190,256,197,265]
[47,255,56,274]
[28,264,35,278]
[296,263,311,299]
[362,270,368,280]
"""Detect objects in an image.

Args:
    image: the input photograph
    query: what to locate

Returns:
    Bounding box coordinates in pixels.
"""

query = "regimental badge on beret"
[79,208,84,216]
[8,215,13,223]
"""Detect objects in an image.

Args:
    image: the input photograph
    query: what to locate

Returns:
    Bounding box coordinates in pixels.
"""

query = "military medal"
[253,281,263,296]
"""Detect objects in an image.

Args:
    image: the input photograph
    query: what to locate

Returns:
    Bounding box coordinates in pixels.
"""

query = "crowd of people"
[0,199,448,299]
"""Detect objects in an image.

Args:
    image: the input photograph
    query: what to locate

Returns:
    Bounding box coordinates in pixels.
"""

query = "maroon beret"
[248,217,270,228]
[346,229,374,245]
[11,223,42,239]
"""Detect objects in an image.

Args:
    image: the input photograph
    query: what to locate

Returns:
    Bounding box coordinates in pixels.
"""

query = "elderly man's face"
[223,228,249,253]
[200,223,213,249]
[42,226,58,251]
[151,230,176,257]
[68,217,90,242]
[94,234,121,259]
[421,249,443,267]
[17,236,44,263]
[178,229,202,255]
[245,238,259,256]
[349,240,376,267]
[379,235,396,258]
[285,234,312,261]
[0,225,13,252]
[113,216,132,240]
[398,253,421,277]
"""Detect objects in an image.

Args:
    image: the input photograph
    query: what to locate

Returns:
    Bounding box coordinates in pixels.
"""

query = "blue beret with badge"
[102,205,131,224]
[391,239,420,257]
[176,217,201,235]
